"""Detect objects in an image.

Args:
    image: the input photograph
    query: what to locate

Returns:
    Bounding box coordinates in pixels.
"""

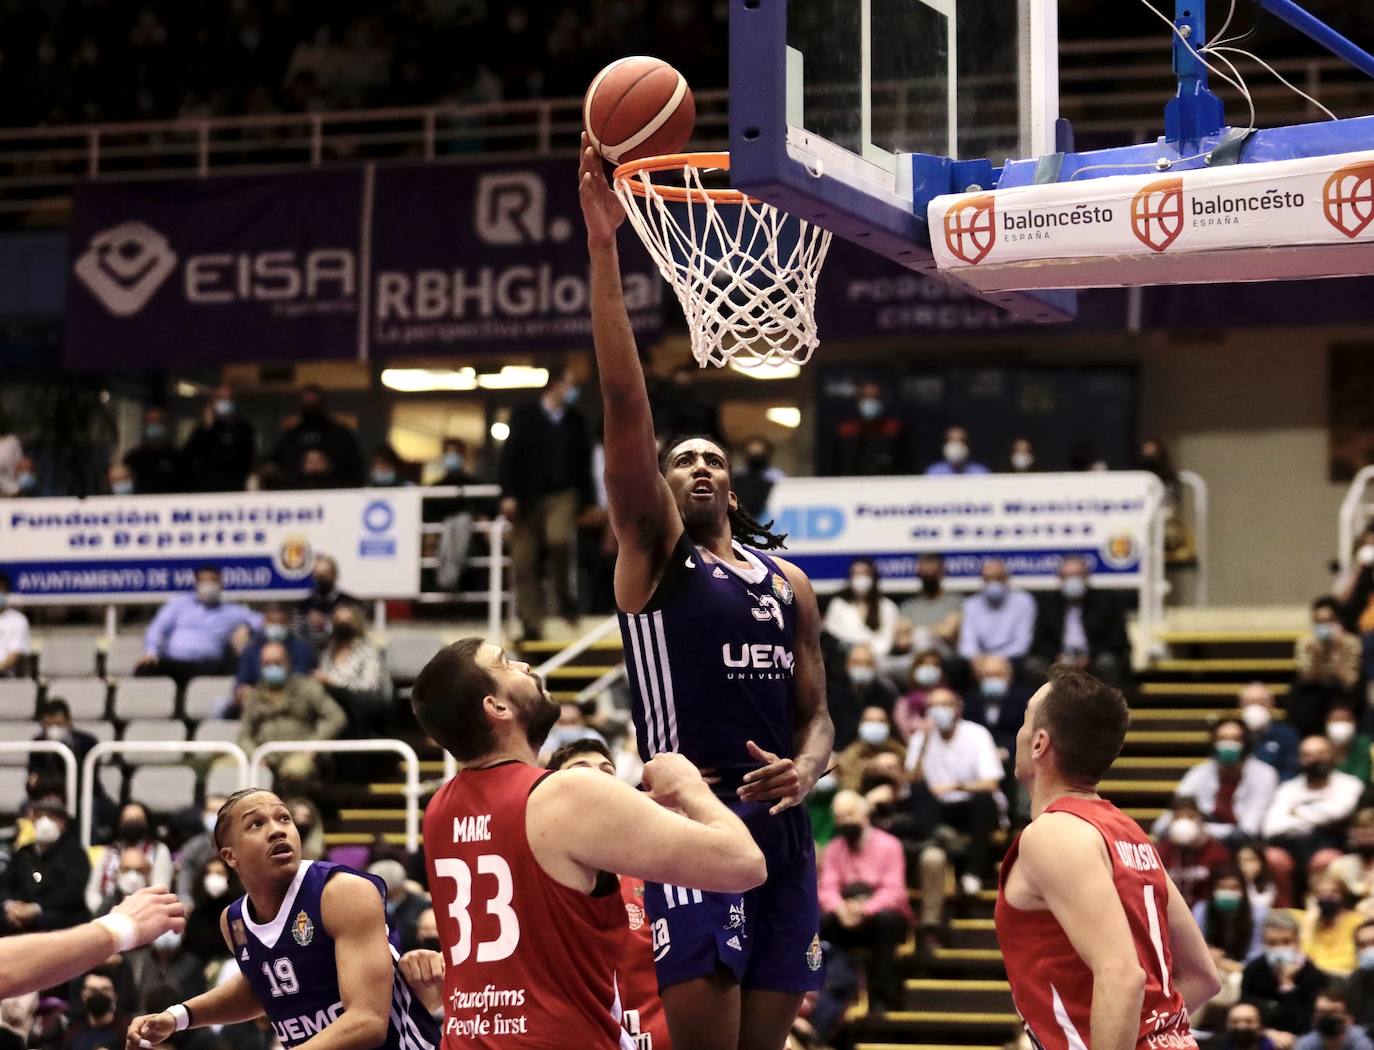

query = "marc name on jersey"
[452,814,493,843]
[1113,840,1161,872]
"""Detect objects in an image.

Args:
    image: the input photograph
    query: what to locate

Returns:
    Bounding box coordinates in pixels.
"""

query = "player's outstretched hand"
[399,949,445,990]
[126,1012,176,1050]
[578,132,626,248]
[643,752,709,811]
[738,740,805,815]
[114,885,186,947]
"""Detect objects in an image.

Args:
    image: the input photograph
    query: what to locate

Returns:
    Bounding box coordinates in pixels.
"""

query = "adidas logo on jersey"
[240,948,249,962]
[725,936,742,951]
[712,567,729,579]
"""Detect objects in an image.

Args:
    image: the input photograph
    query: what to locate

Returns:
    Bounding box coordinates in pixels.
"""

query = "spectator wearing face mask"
[181,385,256,493]
[293,554,356,653]
[0,572,30,678]
[1028,556,1130,686]
[962,654,1032,760]
[122,407,186,495]
[138,567,261,683]
[835,644,900,748]
[958,559,1037,664]
[905,686,1003,895]
[286,797,327,860]
[835,381,908,476]
[1007,437,1038,473]
[64,968,129,1050]
[1303,874,1365,976]
[1296,986,1373,1050]
[1326,706,1372,784]
[824,559,901,658]
[1240,843,1285,911]
[235,603,316,704]
[732,436,783,522]
[1290,599,1364,739]
[926,425,988,476]
[182,856,235,965]
[1243,683,1303,782]
[897,554,963,657]
[274,384,364,487]
[836,707,906,791]
[27,700,104,811]
[85,805,172,917]
[1155,796,1234,907]
[1153,719,1279,845]
[106,463,134,497]
[367,445,411,488]
[124,921,204,1016]
[433,438,477,488]
[1194,868,1267,988]
[893,650,948,741]
[1329,811,1374,909]
[174,796,229,906]
[1243,911,1327,1041]
[1265,736,1364,901]
[0,798,89,932]
[313,602,392,737]
[1220,1002,1276,1050]
[13,455,38,497]
[237,641,347,792]
[1344,922,1374,1037]
[817,790,911,1015]
[0,409,23,497]
[368,859,431,952]
[1335,532,1374,632]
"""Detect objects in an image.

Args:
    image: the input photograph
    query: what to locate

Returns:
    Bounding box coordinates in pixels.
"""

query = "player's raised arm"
[578,136,682,611]
[530,754,767,893]
[1164,871,1223,1010]
[1018,813,1148,1050]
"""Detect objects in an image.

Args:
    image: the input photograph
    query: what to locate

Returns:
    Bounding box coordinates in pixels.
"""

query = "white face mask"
[117,870,148,896]
[1010,451,1033,471]
[929,706,956,733]
[197,581,222,605]
[203,810,219,834]
[857,721,890,745]
[1241,704,1272,732]
[1168,816,1201,847]
[914,664,942,688]
[153,929,182,952]
[203,873,230,898]
[849,574,873,596]
[1360,544,1374,568]
[33,816,60,844]
[1328,721,1357,746]
[944,441,969,465]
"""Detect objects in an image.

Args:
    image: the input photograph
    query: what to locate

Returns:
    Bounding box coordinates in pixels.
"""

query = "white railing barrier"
[0,741,77,817]
[81,741,249,847]
[1177,470,1210,607]
[1338,465,1374,573]
[249,739,420,853]
[533,616,620,677]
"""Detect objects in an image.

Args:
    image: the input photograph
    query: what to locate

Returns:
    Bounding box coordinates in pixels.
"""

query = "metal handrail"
[532,616,620,677]
[80,740,249,846]
[0,741,77,817]
[249,739,420,852]
[1177,470,1210,606]
[1338,465,1374,572]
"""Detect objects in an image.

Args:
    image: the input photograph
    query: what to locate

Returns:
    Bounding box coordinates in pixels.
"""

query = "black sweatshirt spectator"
[182,385,256,492]
[0,798,91,932]
[123,406,186,494]
[275,385,364,488]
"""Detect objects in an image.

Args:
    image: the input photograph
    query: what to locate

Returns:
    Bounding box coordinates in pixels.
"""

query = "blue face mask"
[984,581,1008,603]
[264,624,289,642]
[981,677,1009,698]
[564,386,580,406]
[1062,576,1087,600]
[1359,947,1374,971]
[145,422,167,442]
[260,664,288,688]
[1314,622,1335,643]
[442,452,464,472]
[371,470,396,486]
[112,480,134,496]
[16,472,35,491]
[858,398,882,420]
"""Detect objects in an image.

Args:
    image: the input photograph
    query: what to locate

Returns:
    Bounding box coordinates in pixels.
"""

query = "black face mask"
[1318,898,1344,919]
[314,577,334,595]
[1303,762,1332,781]
[836,823,864,846]
[745,455,769,472]
[1316,1015,1346,1039]
[85,995,112,1018]
[919,575,940,594]
[1228,1030,1259,1048]
[420,937,441,952]
[331,622,358,642]
[118,821,148,843]
[870,802,896,821]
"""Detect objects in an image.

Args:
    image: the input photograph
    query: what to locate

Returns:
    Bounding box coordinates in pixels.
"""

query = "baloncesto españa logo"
[942,195,997,265]
[1323,161,1374,239]
[73,221,178,317]
[1130,178,1184,253]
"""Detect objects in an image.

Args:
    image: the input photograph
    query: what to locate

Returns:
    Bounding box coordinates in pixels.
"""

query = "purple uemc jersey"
[618,533,798,778]
[226,860,438,1050]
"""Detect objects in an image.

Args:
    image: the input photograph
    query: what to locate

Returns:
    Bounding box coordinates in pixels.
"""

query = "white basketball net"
[613,159,832,369]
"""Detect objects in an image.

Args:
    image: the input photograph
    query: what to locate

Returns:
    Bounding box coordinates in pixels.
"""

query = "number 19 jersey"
[423,761,633,1050]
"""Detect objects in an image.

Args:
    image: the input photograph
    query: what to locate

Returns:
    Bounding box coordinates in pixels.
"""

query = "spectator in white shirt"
[905,686,1004,894]
[823,558,901,657]
[1263,735,1364,900]
[0,573,30,678]
[1152,717,1279,844]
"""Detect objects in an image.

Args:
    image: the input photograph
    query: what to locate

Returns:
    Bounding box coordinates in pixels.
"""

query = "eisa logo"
[1130,177,1184,252]
[1323,162,1374,239]
[73,221,178,317]
[943,195,996,265]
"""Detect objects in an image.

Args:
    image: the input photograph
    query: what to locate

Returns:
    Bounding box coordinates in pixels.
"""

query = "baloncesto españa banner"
[64,161,663,368]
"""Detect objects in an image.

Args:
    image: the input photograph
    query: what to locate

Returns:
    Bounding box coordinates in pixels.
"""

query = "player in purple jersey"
[579,136,835,1050]
[125,789,437,1050]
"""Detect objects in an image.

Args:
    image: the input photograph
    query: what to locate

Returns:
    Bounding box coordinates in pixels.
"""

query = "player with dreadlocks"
[579,135,834,1050]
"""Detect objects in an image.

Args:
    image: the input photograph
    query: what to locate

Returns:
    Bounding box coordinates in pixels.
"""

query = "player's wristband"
[93,912,138,953]
[168,1004,192,1033]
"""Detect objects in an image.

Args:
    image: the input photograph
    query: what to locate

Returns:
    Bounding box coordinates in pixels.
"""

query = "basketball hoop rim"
[612,151,753,204]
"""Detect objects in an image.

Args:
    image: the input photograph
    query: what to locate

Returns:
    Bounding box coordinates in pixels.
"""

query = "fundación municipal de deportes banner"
[63,160,665,368]
[765,471,1166,591]
[0,489,422,603]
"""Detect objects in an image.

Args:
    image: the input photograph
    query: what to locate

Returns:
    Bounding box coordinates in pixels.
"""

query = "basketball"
[583,56,696,165]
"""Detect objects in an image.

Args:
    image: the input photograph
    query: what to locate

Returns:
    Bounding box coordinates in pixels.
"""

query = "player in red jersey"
[408,639,766,1050]
[548,737,672,1050]
[997,667,1220,1050]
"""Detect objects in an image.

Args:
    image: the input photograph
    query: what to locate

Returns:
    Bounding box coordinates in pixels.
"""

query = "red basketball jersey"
[617,875,671,1050]
[424,761,632,1050]
[995,797,1196,1050]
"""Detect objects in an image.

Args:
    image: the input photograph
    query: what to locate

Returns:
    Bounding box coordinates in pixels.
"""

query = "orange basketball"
[583,56,696,165]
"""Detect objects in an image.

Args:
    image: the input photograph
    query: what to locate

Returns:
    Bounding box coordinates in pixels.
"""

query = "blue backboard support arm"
[1256,0,1374,80]
[1163,0,1224,143]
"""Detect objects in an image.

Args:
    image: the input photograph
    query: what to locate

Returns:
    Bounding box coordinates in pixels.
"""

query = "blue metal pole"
[1165,0,1224,142]
[1257,0,1374,80]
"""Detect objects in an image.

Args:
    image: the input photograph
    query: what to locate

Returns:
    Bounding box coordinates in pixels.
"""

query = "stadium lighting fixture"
[476,366,550,389]
[490,421,511,441]
[728,358,801,380]
[381,368,478,392]
[765,406,802,428]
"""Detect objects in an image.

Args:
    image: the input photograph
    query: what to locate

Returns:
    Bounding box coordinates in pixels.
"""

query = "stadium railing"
[1,39,1369,217]
[248,739,420,852]
[0,739,77,817]
[1338,465,1374,574]
[1177,470,1210,607]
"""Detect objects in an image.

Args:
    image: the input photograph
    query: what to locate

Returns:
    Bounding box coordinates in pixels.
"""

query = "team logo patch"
[231,919,248,947]
[292,910,315,947]
[625,901,645,931]
[727,900,746,930]
[805,934,823,972]
[771,573,794,605]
